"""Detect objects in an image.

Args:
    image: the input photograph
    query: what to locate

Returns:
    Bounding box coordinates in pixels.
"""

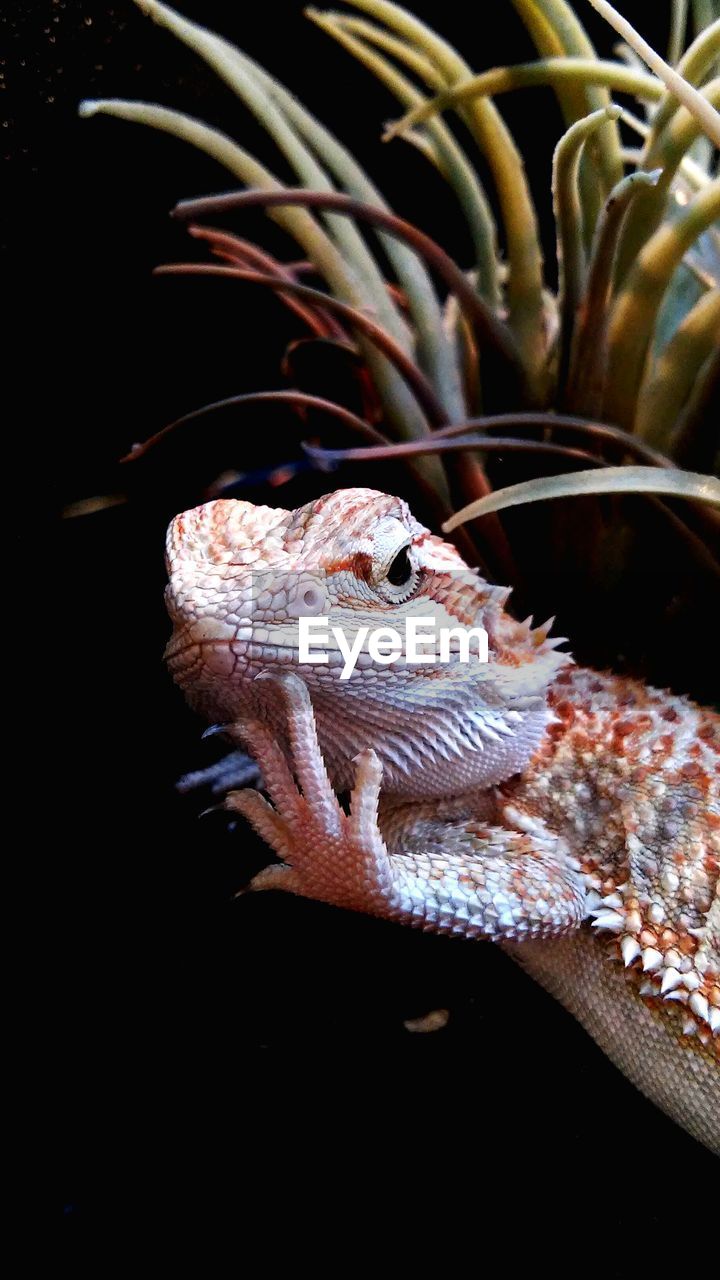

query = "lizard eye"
[386,545,413,587]
[369,519,418,599]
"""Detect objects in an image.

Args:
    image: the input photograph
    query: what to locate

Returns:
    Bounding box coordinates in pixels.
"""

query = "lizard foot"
[226,674,395,913]
[225,674,587,942]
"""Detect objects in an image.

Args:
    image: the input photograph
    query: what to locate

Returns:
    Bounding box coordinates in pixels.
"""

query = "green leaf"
[635,287,720,447]
[384,57,663,137]
[552,105,622,392]
[342,0,546,382]
[511,0,623,234]
[604,178,720,428]
[308,9,501,309]
[614,77,720,283]
[566,168,662,416]
[442,466,720,530]
[131,0,446,436]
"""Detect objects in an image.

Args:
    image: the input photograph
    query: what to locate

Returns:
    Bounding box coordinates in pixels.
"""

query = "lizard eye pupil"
[386,545,412,586]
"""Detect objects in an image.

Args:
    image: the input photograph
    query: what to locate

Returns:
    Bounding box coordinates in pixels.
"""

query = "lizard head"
[165,487,571,798]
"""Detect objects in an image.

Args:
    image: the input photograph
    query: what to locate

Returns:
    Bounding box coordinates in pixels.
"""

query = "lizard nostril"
[303,587,323,610]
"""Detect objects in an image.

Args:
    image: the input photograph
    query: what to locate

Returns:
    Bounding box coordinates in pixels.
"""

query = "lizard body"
[164,487,719,1152]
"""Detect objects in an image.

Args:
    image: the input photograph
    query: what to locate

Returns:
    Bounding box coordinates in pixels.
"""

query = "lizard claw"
[202,723,233,740]
[247,864,304,894]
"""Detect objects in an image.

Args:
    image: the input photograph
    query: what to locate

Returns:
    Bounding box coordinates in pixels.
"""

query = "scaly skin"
[164,488,719,1152]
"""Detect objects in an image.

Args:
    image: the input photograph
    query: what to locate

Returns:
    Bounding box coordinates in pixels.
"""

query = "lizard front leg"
[228,675,587,942]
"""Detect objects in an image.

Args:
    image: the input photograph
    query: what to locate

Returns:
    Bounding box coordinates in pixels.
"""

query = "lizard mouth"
[164,617,236,663]
[164,607,569,728]
[164,624,309,692]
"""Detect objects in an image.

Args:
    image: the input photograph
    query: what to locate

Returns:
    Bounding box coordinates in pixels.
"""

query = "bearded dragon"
[164,487,719,1153]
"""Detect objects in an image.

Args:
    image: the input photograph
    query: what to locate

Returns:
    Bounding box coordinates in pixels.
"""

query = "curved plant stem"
[384,59,664,137]
[442,466,720,530]
[552,106,622,392]
[634,287,720,445]
[603,178,720,427]
[187,225,343,338]
[172,188,523,379]
[129,0,440,438]
[691,1,717,38]
[668,0,689,65]
[78,99,431,437]
[342,0,546,379]
[308,9,501,307]
[321,13,445,85]
[672,347,720,469]
[308,410,676,467]
[613,78,720,283]
[305,435,602,466]
[428,412,674,467]
[122,386,466,550]
[511,0,623,231]
[77,100,345,293]
[227,36,466,421]
[648,76,720,168]
[122,391,391,463]
[643,15,720,146]
[308,432,719,577]
[154,262,449,427]
[132,1,400,329]
[567,169,662,414]
[134,0,457,404]
[304,430,712,576]
[588,1,720,147]
[619,107,713,191]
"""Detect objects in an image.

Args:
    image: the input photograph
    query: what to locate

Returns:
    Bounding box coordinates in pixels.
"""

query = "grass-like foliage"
[79,0,719,626]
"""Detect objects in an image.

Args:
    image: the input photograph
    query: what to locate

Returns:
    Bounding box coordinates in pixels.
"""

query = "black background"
[7,0,719,1247]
